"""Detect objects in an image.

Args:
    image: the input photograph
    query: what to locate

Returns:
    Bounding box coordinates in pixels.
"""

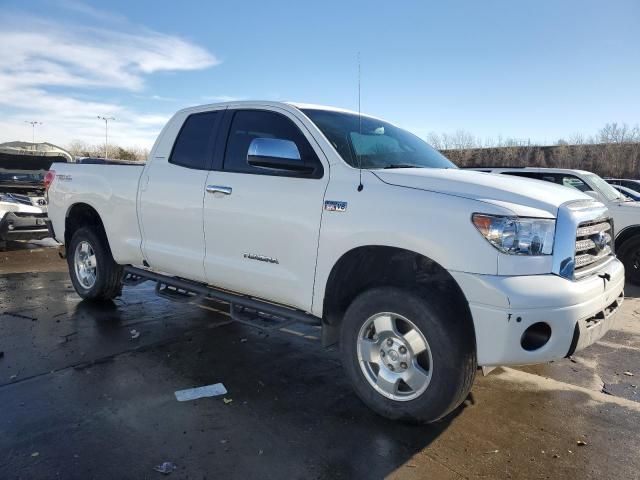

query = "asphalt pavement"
[1,240,639,479]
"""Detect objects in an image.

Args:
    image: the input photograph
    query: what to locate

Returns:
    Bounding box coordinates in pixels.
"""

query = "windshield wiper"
[381,164,422,169]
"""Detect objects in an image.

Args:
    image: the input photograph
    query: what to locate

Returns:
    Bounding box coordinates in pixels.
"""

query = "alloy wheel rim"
[357,312,433,401]
[74,241,97,289]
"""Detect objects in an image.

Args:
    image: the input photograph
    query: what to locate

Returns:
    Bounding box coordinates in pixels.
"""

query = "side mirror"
[247,138,313,174]
[584,190,602,201]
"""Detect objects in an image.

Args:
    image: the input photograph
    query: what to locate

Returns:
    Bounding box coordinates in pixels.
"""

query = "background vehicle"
[46,102,624,423]
[472,167,640,285]
[606,178,640,194]
[0,147,67,247]
[612,184,640,202]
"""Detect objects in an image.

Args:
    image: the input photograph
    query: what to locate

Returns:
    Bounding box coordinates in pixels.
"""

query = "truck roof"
[175,100,383,121]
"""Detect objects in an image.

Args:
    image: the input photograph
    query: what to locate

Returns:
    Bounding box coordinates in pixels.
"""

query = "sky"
[0,0,638,149]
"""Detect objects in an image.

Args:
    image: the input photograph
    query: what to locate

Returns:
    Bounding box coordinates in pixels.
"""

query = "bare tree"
[426,132,443,150]
[66,140,148,162]
[598,123,640,144]
[436,122,640,178]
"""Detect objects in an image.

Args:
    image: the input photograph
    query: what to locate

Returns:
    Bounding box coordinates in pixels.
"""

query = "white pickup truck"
[46,101,624,423]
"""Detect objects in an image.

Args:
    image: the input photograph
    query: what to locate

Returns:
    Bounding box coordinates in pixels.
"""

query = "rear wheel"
[67,227,123,300]
[340,287,476,423]
[618,236,640,285]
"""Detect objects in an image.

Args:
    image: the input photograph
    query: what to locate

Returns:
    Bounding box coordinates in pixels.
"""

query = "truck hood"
[373,168,592,217]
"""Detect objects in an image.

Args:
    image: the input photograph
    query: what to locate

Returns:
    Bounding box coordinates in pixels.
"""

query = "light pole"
[24,121,43,150]
[97,116,115,159]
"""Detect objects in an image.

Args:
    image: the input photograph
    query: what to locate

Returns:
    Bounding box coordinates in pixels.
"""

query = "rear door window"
[169,111,220,170]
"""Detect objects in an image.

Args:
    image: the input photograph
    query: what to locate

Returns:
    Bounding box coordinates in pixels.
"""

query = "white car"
[612,184,640,202]
[0,166,50,248]
[472,167,640,285]
[46,102,624,423]
[606,178,640,194]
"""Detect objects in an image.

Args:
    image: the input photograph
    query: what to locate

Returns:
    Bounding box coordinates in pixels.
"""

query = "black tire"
[67,226,123,301]
[340,286,476,423]
[618,236,640,285]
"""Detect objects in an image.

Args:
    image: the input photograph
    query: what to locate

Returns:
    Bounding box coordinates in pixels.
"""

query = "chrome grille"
[574,218,614,276]
[576,222,611,237]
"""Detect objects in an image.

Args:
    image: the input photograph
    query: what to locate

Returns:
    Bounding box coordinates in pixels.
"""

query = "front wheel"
[340,287,476,423]
[67,226,123,301]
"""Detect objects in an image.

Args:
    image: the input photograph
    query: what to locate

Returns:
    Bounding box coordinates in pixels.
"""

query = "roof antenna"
[357,52,364,192]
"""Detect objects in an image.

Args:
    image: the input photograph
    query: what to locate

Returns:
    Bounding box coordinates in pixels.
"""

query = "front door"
[203,108,329,311]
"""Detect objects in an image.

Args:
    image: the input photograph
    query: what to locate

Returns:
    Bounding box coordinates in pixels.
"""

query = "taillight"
[44,170,56,191]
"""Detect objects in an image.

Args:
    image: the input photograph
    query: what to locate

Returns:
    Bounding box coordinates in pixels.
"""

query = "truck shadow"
[139,316,471,479]
[0,270,469,479]
[65,290,470,478]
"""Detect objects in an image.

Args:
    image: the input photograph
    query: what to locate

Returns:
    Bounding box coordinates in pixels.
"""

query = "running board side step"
[155,282,206,304]
[230,304,298,331]
[122,271,148,286]
[122,266,321,328]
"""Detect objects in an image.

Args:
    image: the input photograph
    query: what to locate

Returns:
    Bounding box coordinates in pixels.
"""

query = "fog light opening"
[521,322,552,351]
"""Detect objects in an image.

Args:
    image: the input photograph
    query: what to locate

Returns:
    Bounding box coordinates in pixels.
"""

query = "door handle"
[206,185,232,195]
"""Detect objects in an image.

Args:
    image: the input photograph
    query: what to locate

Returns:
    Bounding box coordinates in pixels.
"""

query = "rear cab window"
[169,111,220,170]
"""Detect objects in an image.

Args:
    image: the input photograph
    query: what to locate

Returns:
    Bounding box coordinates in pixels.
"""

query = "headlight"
[472,214,555,255]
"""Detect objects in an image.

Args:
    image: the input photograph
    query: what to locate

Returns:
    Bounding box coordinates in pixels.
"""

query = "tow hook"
[58,245,66,259]
[598,272,611,289]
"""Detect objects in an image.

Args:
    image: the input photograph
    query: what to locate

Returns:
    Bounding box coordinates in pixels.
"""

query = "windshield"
[301,109,456,170]
[584,172,626,202]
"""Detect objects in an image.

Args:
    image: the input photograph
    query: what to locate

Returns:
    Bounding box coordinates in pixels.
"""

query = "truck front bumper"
[451,258,625,367]
[0,212,50,242]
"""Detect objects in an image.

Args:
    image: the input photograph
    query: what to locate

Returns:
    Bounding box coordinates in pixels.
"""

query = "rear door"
[202,108,329,311]
[139,110,222,282]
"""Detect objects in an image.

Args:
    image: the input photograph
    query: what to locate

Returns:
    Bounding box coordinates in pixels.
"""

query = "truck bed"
[47,162,146,266]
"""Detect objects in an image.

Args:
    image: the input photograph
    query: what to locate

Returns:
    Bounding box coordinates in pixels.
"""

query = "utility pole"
[97,116,115,159]
[24,121,43,150]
